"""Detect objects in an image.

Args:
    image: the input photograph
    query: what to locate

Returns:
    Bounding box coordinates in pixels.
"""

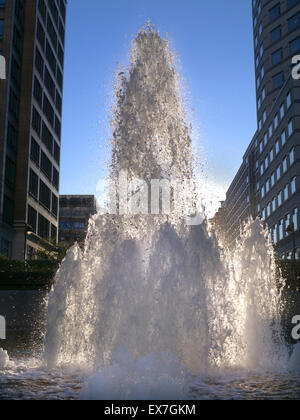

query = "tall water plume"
[44,24,288,377]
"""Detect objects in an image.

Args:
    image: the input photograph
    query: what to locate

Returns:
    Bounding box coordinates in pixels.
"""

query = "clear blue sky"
[60,0,257,205]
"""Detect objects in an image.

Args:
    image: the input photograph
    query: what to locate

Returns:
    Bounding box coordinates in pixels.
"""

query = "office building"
[222,0,300,259]
[59,195,97,248]
[0,0,67,259]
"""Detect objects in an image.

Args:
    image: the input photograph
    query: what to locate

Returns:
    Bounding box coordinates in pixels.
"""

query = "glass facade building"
[222,0,300,259]
[0,0,67,259]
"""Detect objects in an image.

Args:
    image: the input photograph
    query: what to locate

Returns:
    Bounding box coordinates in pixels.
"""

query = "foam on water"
[44,24,291,399]
[80,348,188,400]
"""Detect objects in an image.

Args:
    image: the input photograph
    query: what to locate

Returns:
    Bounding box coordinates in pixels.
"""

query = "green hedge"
[0,256,58,273]
[0,243,68,274]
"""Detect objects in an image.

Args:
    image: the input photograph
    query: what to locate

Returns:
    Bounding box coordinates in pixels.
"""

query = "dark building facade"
[222,0,300,259]
[0,0,67,259]
[59,195,97,248]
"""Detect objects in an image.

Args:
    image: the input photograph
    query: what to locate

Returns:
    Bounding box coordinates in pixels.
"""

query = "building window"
[266,178,270,193]
[0,19,4,39]
[291,177,296,194]
[56,91,62,115]
[275,140,280,155]
[281,130,286,146]
[13,25,22,56]
[7,123,18,152]
[74,222,85,230]
[33,76,43,107]
[38,214,50,239]
[41,151,52,181]
[55,115,61,137]
[274,114,278,129]
[262,87,266,101]
[290,36,300,55]
[269,4,280,21]
[290,148,295,165]
[47,14,58,51]
[260,44,264,57]
[58,18,65,45]
[260,163,264,176]
[263,111,267,124]
[56,67,63,90]
[5,157,16,190]
[265,156,269,169]
[54,141,60,164]
[29,169,39,198]
[288,119,293,136]
[46,40,56,75]
[271,26,281,43]
[11,56,21,87]
[43,94,55,127]
[286,214,292,236]
[273,72,284,88]
[36,19,45,50]
[271,172,275,187]
[9,89,19,119]
[284,184,289,201]
[59,221,72,230]
[287,92,292,109]
[272,49,282,66]
[278,191,283,207]
[52,193,58,217]
[277,164,281,180]
[288,0,300,8]
[293,208,298,230]
[283,157,288,173]
[279,219,284,240]
[270,148,274,162]
[261,185,265,198]
[38,0,47,22]
[35,47,44,78]
[272,197,277,213]
[258,119,262,131]
[39,180,51,211]
[288,12,300,31]
[32,106,41,136]
[273,224,278,244]
[269,124,273,138]
[52,167,59,189]
[44,66,56,100]
[27,205,37,233]
[2,196,14,226]
[280,103,285,119]
[41,122,53,153]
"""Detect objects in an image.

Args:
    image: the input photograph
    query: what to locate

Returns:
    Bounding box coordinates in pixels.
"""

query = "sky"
[60,0,257,214]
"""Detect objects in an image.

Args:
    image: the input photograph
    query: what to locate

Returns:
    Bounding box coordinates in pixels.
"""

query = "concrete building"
[0,0,67,259]
[222,0,300,259]
[59,195,97,248]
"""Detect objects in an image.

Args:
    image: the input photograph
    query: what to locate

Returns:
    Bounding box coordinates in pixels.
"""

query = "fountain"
[0,24,299,400]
